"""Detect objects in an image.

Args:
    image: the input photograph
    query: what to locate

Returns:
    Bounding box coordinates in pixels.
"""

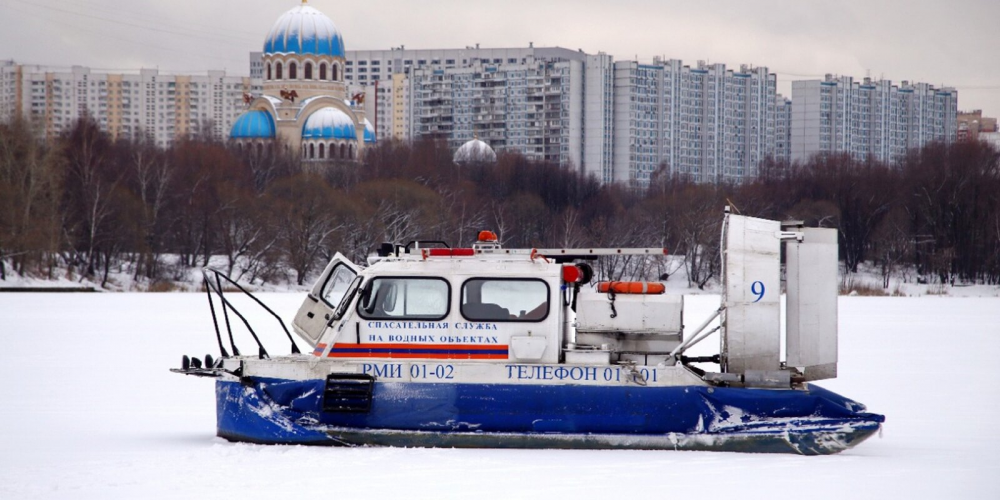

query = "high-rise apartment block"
[346,47,592,169]
[612,59,791,184]
[791,75,958,164]
[344,47,789,186]
[0,60,262,148]
[585,54,615,183]
[0,60,18,125]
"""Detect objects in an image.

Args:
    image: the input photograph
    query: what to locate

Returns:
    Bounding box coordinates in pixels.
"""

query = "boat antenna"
[726,199,741,215]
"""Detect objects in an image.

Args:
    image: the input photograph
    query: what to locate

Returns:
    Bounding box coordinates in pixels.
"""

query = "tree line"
[1,116,998,289]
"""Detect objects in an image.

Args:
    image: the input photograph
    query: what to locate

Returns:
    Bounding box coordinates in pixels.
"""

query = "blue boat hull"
[215,378,884,455]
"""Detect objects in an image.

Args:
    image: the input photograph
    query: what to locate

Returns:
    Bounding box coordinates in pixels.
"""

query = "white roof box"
[576,291,682,335]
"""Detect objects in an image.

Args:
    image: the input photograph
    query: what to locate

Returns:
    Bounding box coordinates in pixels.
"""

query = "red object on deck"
[562,265,582,283]
[596,281,666,294]
[426,248,475,257]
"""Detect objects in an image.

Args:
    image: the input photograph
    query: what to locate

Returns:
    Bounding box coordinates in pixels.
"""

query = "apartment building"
[775,95,792,162]
[249,51,265,80]
[344,47,593,167]
[791,75,958,164]
[612,59,790,186]
[585,54,615,183]
[1,61,261,147]
[0,60,19,124]
[342,47,649,184]
[340,47,790,186]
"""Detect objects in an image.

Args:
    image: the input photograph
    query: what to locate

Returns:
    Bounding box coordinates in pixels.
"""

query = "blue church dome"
[363,118,377,144]
[230,110,276,139]
[302,107,357,140]
[264,4,345,58]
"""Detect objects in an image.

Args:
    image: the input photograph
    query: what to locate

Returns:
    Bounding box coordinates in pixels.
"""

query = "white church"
[230,1,376,161]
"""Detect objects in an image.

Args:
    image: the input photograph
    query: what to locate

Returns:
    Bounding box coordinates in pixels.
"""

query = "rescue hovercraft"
[173,210,884,455]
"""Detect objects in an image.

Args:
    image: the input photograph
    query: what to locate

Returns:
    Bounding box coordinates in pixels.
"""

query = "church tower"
[230,1,376,162]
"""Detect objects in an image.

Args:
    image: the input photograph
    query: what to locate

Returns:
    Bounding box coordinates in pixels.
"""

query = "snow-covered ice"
[1,292,997,499]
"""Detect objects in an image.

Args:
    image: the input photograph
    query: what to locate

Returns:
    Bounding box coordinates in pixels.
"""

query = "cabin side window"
[461,279,549,322]
[320,264,358,308]
[357,277,450,320]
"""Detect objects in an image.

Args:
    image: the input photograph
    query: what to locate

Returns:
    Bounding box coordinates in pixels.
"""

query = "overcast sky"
[2,0,998,116]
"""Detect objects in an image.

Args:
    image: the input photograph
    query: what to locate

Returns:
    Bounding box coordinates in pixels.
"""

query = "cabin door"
[292,253,361,347]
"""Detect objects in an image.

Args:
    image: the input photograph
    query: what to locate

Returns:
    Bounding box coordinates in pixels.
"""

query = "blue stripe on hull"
[215,378,884,454]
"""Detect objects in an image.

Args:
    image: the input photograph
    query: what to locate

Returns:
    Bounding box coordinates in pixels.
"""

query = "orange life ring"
[596,281,666,294]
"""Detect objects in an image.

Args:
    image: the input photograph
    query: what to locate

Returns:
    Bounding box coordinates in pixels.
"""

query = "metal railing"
[202,268,301,360]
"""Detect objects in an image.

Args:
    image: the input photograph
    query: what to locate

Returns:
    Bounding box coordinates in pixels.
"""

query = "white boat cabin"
[292,232,678,367]
[289,212,841,386]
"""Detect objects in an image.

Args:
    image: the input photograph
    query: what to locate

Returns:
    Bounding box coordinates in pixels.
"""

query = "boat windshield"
[358,278,450,320]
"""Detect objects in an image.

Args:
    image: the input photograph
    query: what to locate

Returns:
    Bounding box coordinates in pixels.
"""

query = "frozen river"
[1,292,998,499]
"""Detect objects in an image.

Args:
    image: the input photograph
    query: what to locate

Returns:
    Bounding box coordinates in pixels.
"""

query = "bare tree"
[268,174,347,285]
[558,208,586,248]
[132,142,171,280]
[0,118,63,278]
[871,206,914,288]
[491,201,510,246]
[63,118,125,279]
